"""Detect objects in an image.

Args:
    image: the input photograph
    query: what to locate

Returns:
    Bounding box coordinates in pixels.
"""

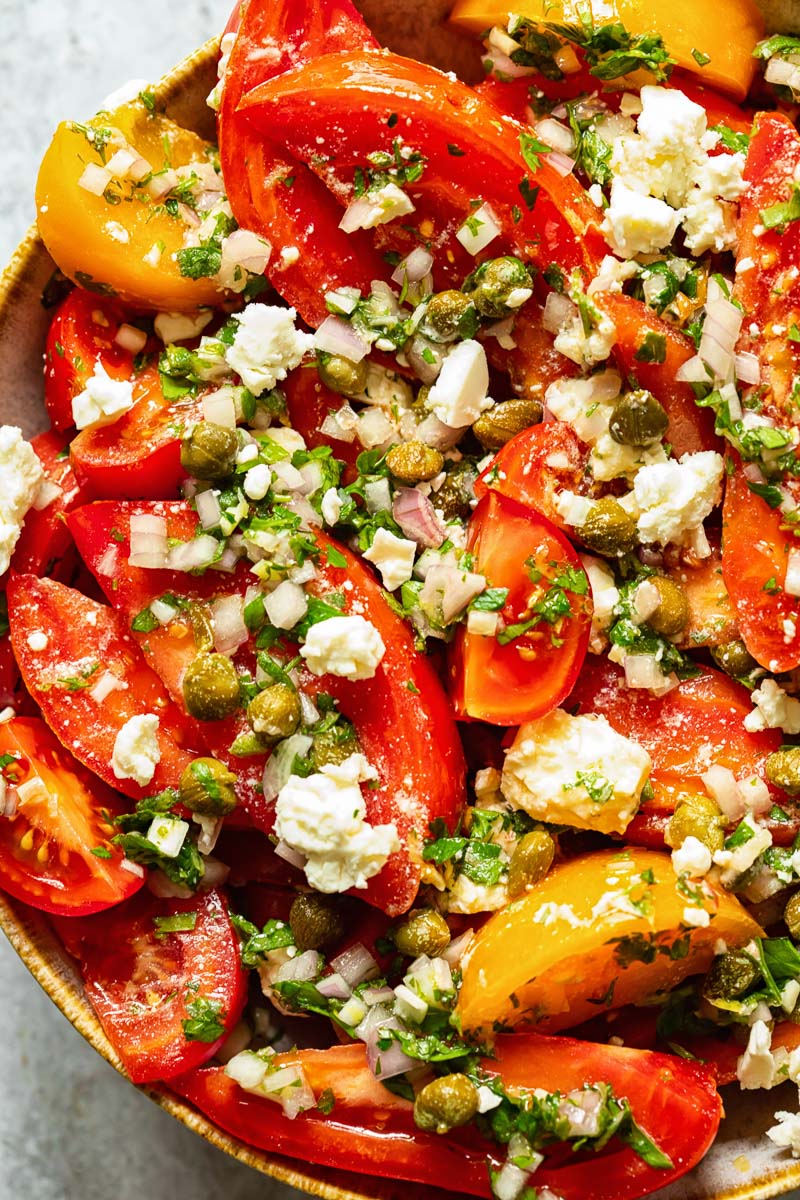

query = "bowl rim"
[3,20,800,1200]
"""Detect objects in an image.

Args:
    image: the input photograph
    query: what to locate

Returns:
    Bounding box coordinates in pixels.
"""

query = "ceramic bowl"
[2,3,800,1198]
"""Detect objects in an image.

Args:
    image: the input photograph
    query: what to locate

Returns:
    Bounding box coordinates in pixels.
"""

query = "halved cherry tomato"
[54,888,247,1083]
[568,656,784,839]
[10,430,88,577]
[0,718,143,916]
[36,99,225,310]
[722,458,800,672]
[449,490,591,725]
[457,848,762,1035]
[474,420,588,531]
[448,0,763,99]
[173,1032,721,1200]
[7,574,204,798]
[598,292,721,458]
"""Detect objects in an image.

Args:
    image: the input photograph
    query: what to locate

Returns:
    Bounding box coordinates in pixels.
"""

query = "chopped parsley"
[182,995,226,1043]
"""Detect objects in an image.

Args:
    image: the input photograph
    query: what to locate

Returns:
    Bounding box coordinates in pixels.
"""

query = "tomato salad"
[5,0,800,1195]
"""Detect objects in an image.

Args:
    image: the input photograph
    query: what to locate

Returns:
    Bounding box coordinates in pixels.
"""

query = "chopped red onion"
[482,316,516,350]
[456,202,502,256]
[393,487,446,548]
[545,150,576,177]
[275,950,323,983]
[324,287,360,316]
[167,535,220,572]
[391,247,434,285]
[147,870,193,899]
[193,813,224,855]
[421,565,486,624]
[482,43,536,79]
[742,461,766,484]
[195,488,222,529]
[0,780,16,819]
[534,118,576,156]
[119,857,145,878]
[542,291,576,334]
[274,839,307,870]
[129,513,168,568]
[222,228,271,274]
[313,316,371,363]
[734,351,760,385]
[675,355,711,384]
[362,985,396,1006]
[786,549,800,597]
[623,654,678,696]
[330,943,380,987]
[415,413,465,452]
[406,336,444,384]
[199,856,231,889]
[320,405,359,444]
[114,323,148,354]
[316,973,352,1000]
[89,669,127,704]
[356,1009,416,1079]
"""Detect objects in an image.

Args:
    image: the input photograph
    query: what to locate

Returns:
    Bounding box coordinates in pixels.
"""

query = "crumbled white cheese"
[672,836,712,879]
[72,362,135,431]
[603,179,681,258]
[26,631,49,652]
[300,615,385,680]
[446,874,509,914]
[554,490,594,528]
[321,487,342,526]
[274,753,399,892]
[745,679,800,734]
[579,554,619,653]
[713,816,773,887]
[363,528,417,592]
[111,714,161,788]
[426,340,492,429]
[154,310,213,344]
[544,372,621,444]
[225,305,313,396]
[767,1108,800,1156]
[554,296,617,368]
[243,463,272,501]
[682,905,711,928]
[738,1020,784,1090]
[589,434,667,483]
[631,450,724,546]
[0,427,45,575]
[501,708,651,835]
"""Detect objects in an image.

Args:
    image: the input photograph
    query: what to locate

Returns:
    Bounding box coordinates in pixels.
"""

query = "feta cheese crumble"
[426,340,492,429]
[339,182,415,232]
[274,753,400,892]
[767,1107,800,1156]
[744,679,800,734]
[631,451,724,547]
[363,528,417,592]
[72,362,135,431]
[300,615,386,680]
[671,836,713,879]
[225,305,313,396]
[0,426,45,575]
[111,714,161,788]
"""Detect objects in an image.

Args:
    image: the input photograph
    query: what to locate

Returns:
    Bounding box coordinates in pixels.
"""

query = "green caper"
[247,683,301,743]
[179,756,238,816]
[189,602,214,652]
[394,908,451,958]
[385,440,445,485]
[311,723,359,769]
[785,892,800,939]
[289,893,345,952]
[647,576,689,637]
[414,1074,479,1134]
[433,461,478,521]
[182,652,241,721]
[579,497,638,557]
[765,747,800,796]
[180,422,238,481]
[507,830,556,896]
[665,794,725,854]
[422,290,479,342]
[608,390,669,447]
[702,949,760,1002]
[463,256,534,319]
[711,640,759,681]
[316,352,368,398]
[473,397,543,450]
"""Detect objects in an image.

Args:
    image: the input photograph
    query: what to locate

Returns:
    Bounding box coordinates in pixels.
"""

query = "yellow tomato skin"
[457,848,763,1035]
[449,0,764,99]
[36,101,224,311]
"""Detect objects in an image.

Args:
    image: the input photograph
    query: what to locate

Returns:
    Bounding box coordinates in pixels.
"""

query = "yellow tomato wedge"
[449,0,764,99]
[36,98,225,310]
[457,848,762,1035]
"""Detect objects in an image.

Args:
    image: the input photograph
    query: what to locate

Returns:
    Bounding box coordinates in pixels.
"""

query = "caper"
[665,794,725,854]
[414,1074,479,1134]
[473,397,543,450]
[507,830,556,896]
[189,602,214,652]
[433,461,478,521]
[702,949,760,1002]
[247,683,301,743]
[463,256,534,319]
[647,576,689,637]
[182,652,241,721]
[386,440,445,485]
[608,390,669,447]
[179,756,238,816]
[785,892,800,939]
[394,908,451,958]
[711,639,759,681]
[316,352,368,398]
[422,290,479,342]
[765,747,800,796]
[579,497,638,557]
[180,422,238,481]
[311,724,359,769]
[289,893,345,952]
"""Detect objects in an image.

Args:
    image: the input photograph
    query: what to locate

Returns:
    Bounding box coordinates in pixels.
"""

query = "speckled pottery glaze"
[2,2,800,1197]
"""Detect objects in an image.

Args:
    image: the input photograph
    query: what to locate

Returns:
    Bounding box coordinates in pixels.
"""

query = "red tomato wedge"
[474,420,589,531]
[722,458,800,672]
[0,717,143,915]
[568,656,783,842]
[54,888,247,1083]
[449,491,591,725]
[172,1033,720,1200]
[283,367,362,471]
[6,574,204,798]
[238,50,605,279]
[10,429,88,578]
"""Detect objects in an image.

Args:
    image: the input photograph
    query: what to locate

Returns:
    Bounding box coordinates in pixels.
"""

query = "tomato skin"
[172,1033,720,1200]
[0,718,144,916]
[10,430,88,577]
[7,574,204,798]
[568,656,784,832]
[474,420,588,531]
[54,888,247,1083]
[283,367,362,470]
[722,459,800,672]
[449,491,591,725]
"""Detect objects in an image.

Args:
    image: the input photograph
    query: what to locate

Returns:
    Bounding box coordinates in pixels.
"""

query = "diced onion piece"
[313,315,371,364]
[89,670,127,703]
[129,513,168,568]
[202,391,237,428]
[542,291,576,334]
[146,168,179,201]
[320,405,359,444]
[315,973,351,1000]
[675,355,712,384]
[623,653,679,696]
[393,487,446,549]
[330,943,380,987]
[456,203,502,255]
[167,535,220,571]
[324,287,360,316]
[734,351,760,385]
[273,838,307,869]
[264,580,308,630]
[195,489,222,529]
[274,950,323,983]
[701,764,743,822]
[482,42,536,79]
[358,408,395,450]
[78,163,113,196]
[221,228,271,275]
[31,479,63,511]
[391,247,434,285]
[545,150,576,177]
[115,323,148,353]
[364,477,393,515]
[212,594,249,654]
[534,118,576,156]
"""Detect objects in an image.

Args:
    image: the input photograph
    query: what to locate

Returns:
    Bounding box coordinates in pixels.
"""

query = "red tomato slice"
[449,491,591,725]
[172,1033,720,1200]
[10,430,88,578]
[474,420,589,531]
[44,288,152,431]
[567,656,783,841]
[7,574,204,798]
[722,458,800,672]
[283,366,362,470]
[69,364,204,500]
[54,888,247,1083]
[0,717,144,916]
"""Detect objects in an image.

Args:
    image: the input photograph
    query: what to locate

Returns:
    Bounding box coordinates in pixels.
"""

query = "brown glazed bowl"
[2,3,800,1198]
